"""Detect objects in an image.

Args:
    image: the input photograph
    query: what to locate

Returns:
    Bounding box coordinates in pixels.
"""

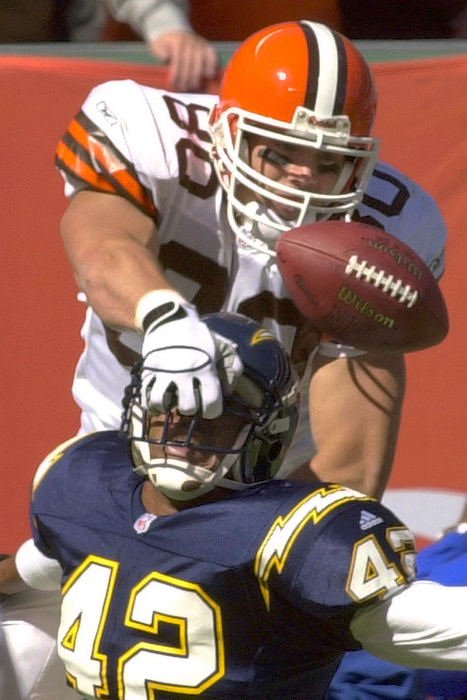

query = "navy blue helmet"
[122,312,299,500]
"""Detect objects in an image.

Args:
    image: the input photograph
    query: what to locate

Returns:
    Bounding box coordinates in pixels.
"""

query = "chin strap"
[144,458,250,501]
[137,458,219,502]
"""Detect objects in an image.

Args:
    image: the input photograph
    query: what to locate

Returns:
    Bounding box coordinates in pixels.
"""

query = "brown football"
[276,221,449,352]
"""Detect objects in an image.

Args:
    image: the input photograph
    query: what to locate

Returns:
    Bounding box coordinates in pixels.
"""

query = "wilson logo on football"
[276,220,449,352]
[337,286,395,328]
[365,239,423,279]
[345,255,419,308]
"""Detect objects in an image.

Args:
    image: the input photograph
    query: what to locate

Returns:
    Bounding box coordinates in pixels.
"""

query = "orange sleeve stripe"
[56,140,118,194]
[67,118,155,214]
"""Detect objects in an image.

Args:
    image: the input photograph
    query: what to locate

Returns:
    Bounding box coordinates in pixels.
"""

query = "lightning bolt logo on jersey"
[31,432,416,699]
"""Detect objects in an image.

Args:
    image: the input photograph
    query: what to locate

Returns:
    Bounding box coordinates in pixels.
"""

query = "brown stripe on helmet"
[299,21,349,117]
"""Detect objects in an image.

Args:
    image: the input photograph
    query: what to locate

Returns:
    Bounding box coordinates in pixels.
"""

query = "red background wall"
[1,55,466,551]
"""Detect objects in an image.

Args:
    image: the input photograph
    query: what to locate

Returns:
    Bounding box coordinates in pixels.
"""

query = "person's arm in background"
[105,0,218,90]
[291,349,406,500]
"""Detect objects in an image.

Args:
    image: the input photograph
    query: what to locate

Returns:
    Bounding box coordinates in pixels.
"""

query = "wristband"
[135,289,186,331]
[318,340,367,359]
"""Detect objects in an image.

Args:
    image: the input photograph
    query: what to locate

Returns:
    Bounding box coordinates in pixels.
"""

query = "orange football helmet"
[209,21,380,254]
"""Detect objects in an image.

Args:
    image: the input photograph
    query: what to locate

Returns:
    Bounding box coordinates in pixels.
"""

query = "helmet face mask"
[125,398,256,501]
[122,313,299,501]
[209,20,381,255]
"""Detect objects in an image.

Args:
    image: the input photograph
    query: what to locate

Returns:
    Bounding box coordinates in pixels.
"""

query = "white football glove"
[137,291,242,418]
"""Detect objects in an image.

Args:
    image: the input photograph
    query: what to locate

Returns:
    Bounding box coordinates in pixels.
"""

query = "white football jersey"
[56,79,447,472]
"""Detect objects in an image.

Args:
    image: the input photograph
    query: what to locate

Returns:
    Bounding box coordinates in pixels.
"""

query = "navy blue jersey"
[30,432,415,699]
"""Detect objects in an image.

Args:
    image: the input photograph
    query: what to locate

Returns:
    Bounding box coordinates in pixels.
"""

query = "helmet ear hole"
[267,440,283,463]
[249,435,287,482]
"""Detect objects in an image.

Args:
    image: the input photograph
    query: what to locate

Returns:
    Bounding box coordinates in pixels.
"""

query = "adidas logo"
[359,510,383,530]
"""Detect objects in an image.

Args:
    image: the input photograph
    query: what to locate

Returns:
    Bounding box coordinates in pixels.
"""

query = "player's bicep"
[310,349,406,420]
[308,351,406,498]
[61,190,158,256]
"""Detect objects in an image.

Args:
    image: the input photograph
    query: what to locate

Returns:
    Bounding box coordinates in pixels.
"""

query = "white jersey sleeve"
[358,160,447,279]
[55,79,219,231]
[56,79,165,218]
[351,580,467,668]
[1,588,76,700]
[15,539,62,591]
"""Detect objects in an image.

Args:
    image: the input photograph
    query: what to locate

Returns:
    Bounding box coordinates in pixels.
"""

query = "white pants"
[1,589,76,700]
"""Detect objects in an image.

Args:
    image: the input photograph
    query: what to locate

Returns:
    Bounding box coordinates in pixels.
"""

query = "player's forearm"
[308,351,406,499]
[0,555,30,595]
[352,581,467,669]
[69,234,172,329]
[61,191,178,330]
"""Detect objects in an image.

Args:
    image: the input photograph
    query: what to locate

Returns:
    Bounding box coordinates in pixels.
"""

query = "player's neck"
[141,480,179,516]
[141,480,234,515]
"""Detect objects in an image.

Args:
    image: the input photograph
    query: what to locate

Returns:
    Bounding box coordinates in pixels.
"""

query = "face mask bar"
[210,105,380,254]
[124,375,288,494]
[131,396,260,460]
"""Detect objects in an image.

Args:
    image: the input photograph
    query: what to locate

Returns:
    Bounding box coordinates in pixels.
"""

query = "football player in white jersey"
[55,20,446,501]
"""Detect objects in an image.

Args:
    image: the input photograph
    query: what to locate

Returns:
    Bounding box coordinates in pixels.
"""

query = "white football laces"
[344,254,419,308]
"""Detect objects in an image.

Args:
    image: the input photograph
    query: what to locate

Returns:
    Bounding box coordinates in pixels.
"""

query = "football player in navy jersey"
[1,314,466,700]
[56,20,446,500]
